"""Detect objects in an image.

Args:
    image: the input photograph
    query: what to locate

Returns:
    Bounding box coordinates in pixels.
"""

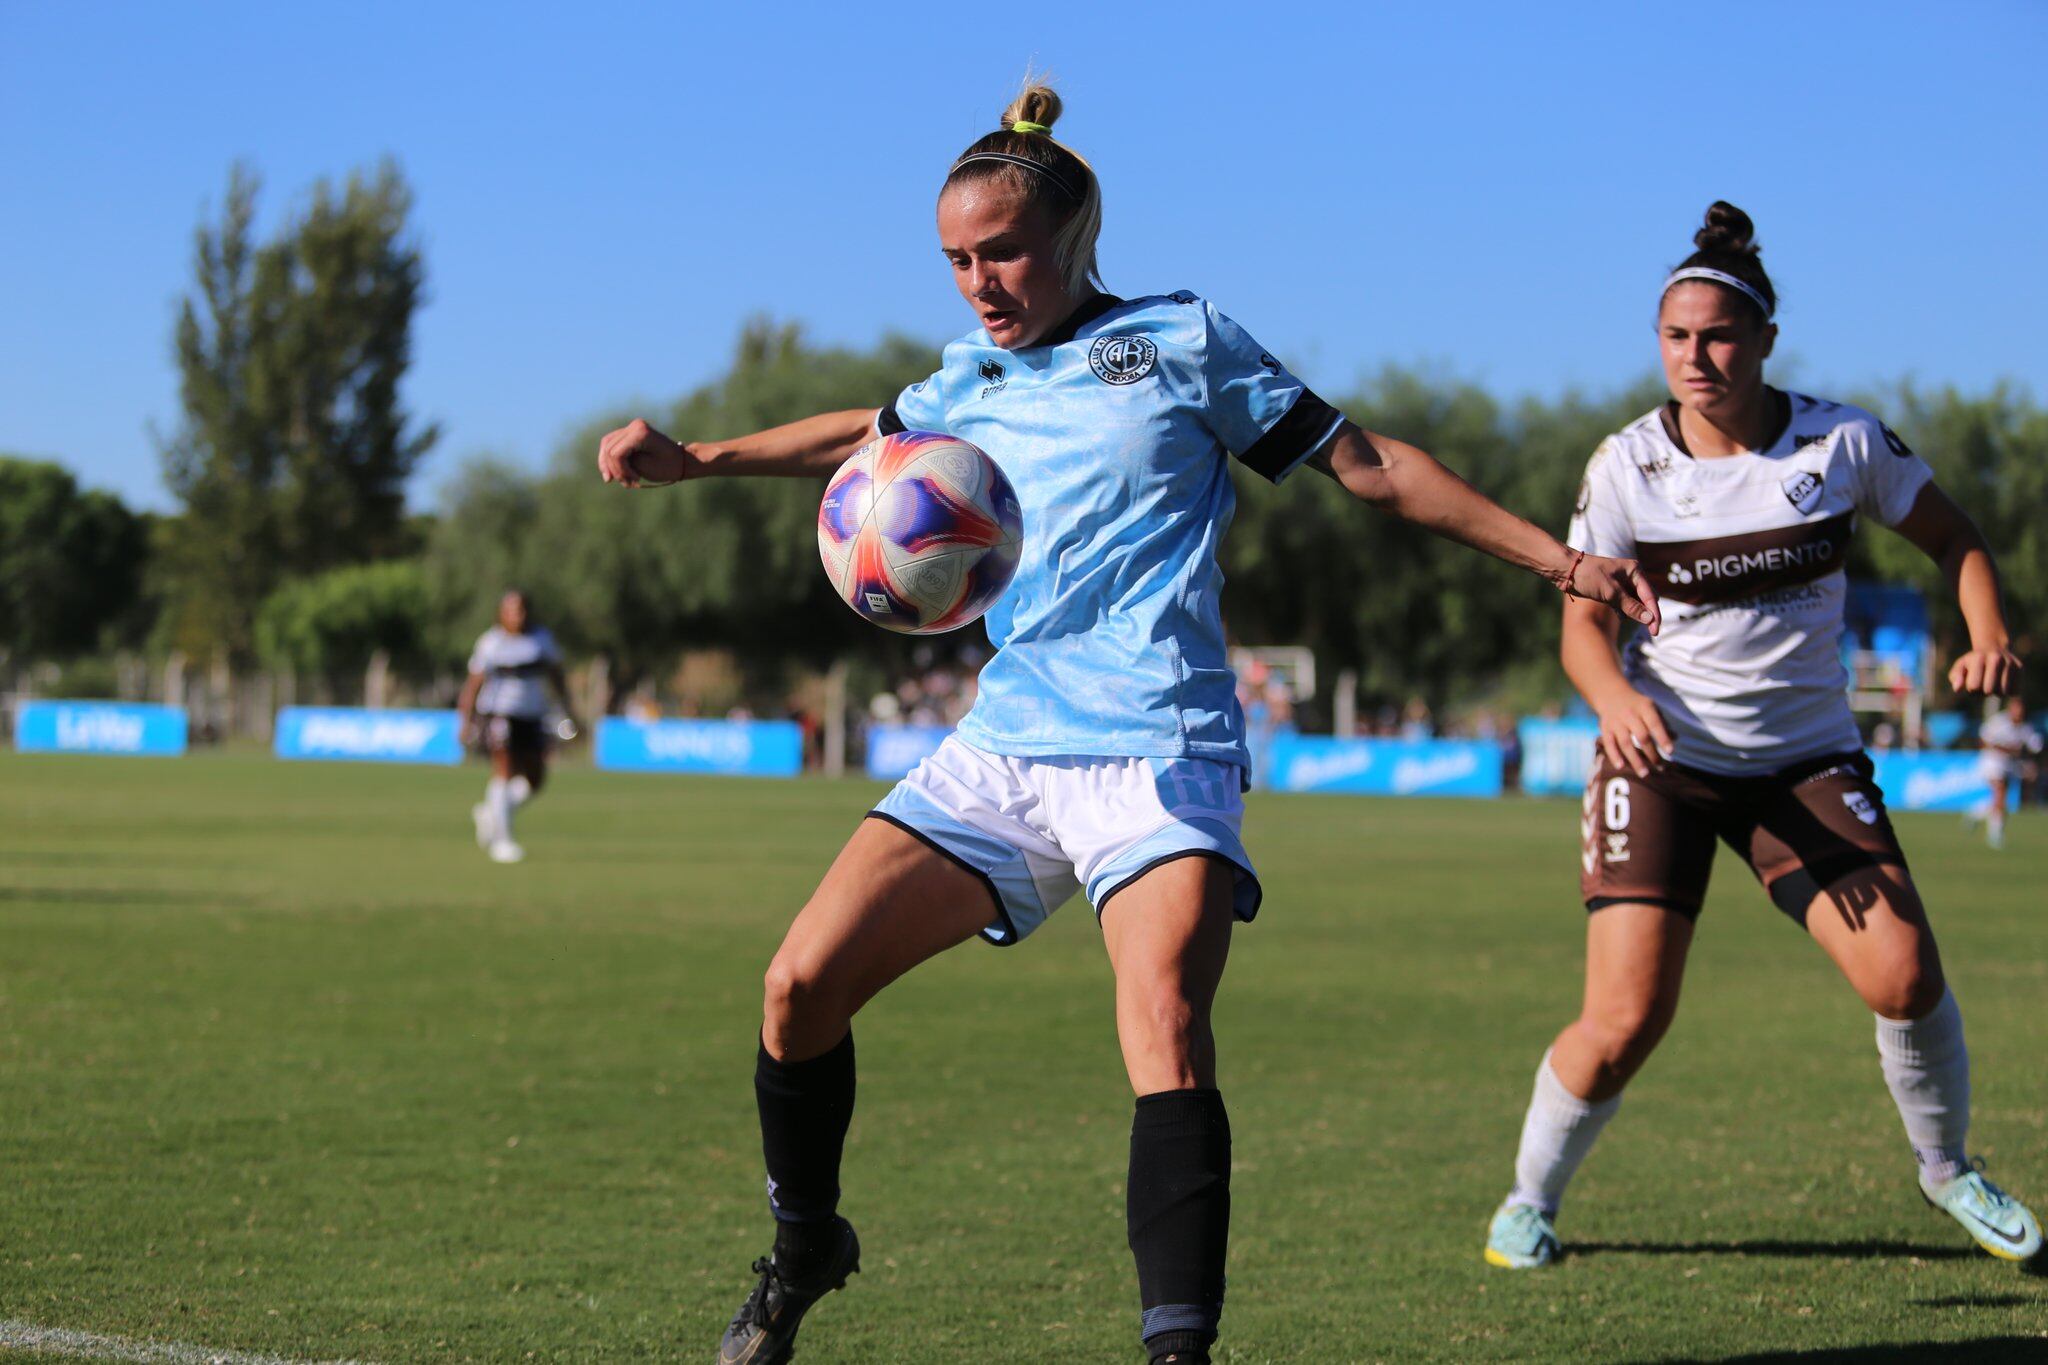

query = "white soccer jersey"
[1566,393,1933,775]
[1978,712,2042,781]
[469,626,560,719]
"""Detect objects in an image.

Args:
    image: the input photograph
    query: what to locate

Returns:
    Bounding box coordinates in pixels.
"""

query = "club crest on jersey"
[1089,334,1157,385]
[1843,791,1880,826]
[1782,471,1825,515]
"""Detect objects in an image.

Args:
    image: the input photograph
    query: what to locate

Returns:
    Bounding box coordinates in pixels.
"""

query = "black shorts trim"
[1585,894,1702,921]
[862,811,1017,947]
[1764,851,1905,927]
[1095,849,1263,922]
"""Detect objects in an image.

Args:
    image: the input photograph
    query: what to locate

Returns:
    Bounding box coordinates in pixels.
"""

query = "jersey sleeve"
[1197,302,1345,484]
[538,629,562,665]
[1846,412,1934,527]
[1564,439,1634,557]
[467,632,492,675]
[875,368,948,438]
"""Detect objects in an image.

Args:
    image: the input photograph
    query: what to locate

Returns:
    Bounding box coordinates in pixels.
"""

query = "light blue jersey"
[880,292,1343,769]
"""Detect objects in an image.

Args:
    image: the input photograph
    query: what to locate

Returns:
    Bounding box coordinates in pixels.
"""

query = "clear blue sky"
[3,1,2043,512]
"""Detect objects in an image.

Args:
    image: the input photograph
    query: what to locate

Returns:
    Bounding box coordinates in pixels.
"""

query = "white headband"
[1660,266,1774,320]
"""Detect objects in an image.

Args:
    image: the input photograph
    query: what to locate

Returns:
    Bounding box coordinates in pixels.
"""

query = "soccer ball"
[818,431,1023,634]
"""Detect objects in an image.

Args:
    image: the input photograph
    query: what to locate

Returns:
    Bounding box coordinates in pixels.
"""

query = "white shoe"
[472,803,496,849]
[488,839,525,864]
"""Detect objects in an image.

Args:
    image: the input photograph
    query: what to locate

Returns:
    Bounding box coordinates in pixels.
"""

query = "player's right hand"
[597,418,691,488]
[1593,688,1674,778]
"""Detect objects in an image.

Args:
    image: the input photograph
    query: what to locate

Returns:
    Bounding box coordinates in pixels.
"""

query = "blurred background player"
[1974,697,2041,849]
[1484,203,2041,1272]
[598,82,1656,1365]
[457,589,574,864]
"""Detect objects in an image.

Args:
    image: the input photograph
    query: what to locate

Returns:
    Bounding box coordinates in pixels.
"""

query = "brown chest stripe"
[1635,512,1854,605]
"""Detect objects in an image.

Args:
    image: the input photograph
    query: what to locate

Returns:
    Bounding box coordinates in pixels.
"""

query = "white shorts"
[1978,753,2021,785]
[871,735,1261,945]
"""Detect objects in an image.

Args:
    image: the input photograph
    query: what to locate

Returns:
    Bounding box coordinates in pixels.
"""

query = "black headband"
[948,150,1081,202]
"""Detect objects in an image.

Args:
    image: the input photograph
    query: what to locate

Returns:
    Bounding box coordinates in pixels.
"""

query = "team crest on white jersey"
[1843,791,1880,825]
[1089,334,1157,385]
[1782,471,1825,515]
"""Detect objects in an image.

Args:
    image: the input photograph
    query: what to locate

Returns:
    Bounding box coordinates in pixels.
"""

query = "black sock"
[755,1030,856,1267]
[1127,1088,1230,1350]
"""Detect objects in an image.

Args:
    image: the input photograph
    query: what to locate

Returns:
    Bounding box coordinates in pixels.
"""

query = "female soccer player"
[456,589,573,864]
[1484,203,2041,1272]
[600,85,1657,1364]
[1975,698,2040,849]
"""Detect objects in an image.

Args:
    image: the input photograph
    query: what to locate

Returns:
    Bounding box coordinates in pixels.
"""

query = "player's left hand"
[598,418,693,488]
[1949,647,2023,697]
[1571,554,1662,637]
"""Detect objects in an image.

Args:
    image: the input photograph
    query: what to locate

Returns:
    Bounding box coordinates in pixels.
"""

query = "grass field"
[1,751,2043,1363]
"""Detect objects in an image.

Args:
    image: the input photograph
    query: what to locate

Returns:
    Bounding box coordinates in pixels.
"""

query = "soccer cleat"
[488,838,525,864]
[1485,1201,1560,1268]
[718,1217,860,1364]
[472,802,495,849]
[1923,1163,2042,1263]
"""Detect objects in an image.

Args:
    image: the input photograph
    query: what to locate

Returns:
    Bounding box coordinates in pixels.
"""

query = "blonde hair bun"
[1002,84,1063,133]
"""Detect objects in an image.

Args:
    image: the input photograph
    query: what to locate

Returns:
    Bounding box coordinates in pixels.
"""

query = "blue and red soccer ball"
[818,431,1023,635]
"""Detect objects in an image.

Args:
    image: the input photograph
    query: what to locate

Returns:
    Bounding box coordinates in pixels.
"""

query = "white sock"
[486,777,515,842]
[1875,987,1970,1187]
[1507,1049,1621,1216]
[506,775,533,808]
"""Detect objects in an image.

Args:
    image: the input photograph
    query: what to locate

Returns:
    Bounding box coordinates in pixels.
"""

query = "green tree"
[159,162,437,660]
[0,456,148,665]
[253,560,435,684]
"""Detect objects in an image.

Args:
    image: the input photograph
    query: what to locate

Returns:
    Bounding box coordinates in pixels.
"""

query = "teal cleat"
[1485,1201,1560,1269]
[1923,1164,2043,1263]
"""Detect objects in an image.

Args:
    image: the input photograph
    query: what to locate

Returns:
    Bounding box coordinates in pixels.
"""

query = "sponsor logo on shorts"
[1843,791,1880,825]
[1604,832,1631,863]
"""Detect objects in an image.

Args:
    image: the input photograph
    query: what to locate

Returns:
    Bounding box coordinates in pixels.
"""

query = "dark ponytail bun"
[1693,201,1760,258]
[1670,200,1776,322]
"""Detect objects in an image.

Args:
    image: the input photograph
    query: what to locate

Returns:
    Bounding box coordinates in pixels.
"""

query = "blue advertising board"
[15,700,188,756]
[1263,734,1503,797]
[1871,750,2014,812]
[864,724,951,780]
[1518,718,1601,796]
[594,717,804,777]
[274,706,464,765]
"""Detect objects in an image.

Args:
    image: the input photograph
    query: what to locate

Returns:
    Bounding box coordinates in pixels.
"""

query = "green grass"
[1,751,2043,1363]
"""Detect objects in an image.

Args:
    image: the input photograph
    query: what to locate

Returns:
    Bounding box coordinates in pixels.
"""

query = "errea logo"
[977,358,1007,399]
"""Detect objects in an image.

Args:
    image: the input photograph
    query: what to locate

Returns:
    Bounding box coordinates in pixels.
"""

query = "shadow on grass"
[1700,1340,2048,1363]
[0,886,250,908]
[1914,1294,2033,1309]
[1572,1239,1976,1262]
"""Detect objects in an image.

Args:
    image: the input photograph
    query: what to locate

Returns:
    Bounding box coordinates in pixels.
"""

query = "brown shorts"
[1579,749,1907,925]
[482,714,548,758]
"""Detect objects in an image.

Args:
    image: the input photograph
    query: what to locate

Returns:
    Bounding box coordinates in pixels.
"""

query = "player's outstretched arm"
[1309,422,1661,634]
[596,409,880,488]
[1889,483,2022,697]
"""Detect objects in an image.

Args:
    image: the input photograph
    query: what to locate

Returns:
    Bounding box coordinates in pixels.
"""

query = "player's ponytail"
[1661,200,1778,324]
[943,78,1104,296]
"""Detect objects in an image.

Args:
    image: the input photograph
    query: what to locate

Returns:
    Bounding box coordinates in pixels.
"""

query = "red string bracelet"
[1561,548,1587,599]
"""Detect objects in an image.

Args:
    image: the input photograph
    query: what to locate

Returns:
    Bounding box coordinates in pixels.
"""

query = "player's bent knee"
[1581,997,1676,1074]
[761,953,847,1037]
[1861,956,1945,1021]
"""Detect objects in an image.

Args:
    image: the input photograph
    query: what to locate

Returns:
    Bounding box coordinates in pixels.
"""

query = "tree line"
[8,164,2044,713]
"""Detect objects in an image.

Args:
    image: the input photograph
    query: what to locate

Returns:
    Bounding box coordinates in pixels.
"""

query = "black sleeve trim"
[875,404,906,437]
[1237,389,1344,482]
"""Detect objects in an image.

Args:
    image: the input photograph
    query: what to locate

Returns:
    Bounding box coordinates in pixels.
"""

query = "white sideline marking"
[0,1320,374,1365]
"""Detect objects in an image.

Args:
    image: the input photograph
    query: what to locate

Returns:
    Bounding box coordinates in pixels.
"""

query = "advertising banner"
[1263,734,1503,797]
[1517,718,1601,796]
[15,700,188,756]
[864,725,951,780]
[594,717,804,777]
[1871,750,2014,812]
[274,707,465,765]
